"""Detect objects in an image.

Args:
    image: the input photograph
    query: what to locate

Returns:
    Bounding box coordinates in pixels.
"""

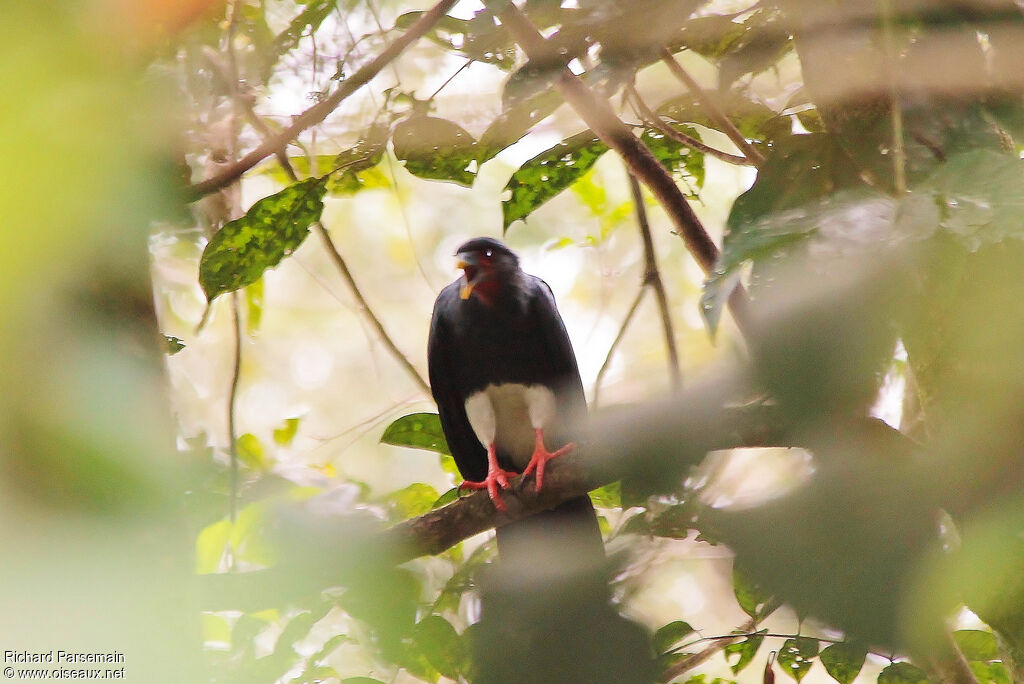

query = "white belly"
[464,383,557,469]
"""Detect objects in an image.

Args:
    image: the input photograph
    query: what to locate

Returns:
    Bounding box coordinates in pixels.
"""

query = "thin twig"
[313,222,431,396]
[227,293,243,527]
[484,0,754,341]
[184,0,459,202]
[629,173,682,393]
[662,617,758,682]
[879,0,906,194]
[593,286,647,408]
[627,84,754,166]
[660,48,766,167]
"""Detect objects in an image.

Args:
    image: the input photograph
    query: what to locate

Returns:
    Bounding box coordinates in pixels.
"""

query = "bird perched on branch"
[427,237,653,683]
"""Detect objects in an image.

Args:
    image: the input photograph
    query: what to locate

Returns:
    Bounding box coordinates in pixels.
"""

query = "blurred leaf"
[502,130,608,230]
[236,433,269,470]
[393,115,477,186]
[953,630,1000,662]
[339,679,388,684]
[331,123,391,195]
[432,487,460,509]
[199,177,327,302]
[777,637,819,682]
[734,566,773,619]
[589,480,621,508]
[387,482,441,519]
[571,171,608,216]
[641,124,705,192]
[195,518,230,574]
[658,91,790,144]
[273,417,301,446]
[877,662,929,684]
[394,10,515,69]
[272,0,337,59]
[725,630,766,673]
[675,15,748,59]
[433,541,495,613]
[819,642,868,684]
[381,412,450,455]
[414,615,468,680]
[718,12,792,90]
[649,502,699,539]
[164,335,185,355]
[478,88,563,163]
[244,276,263,334]
[969,662,1011,684]
[653,620,695,654]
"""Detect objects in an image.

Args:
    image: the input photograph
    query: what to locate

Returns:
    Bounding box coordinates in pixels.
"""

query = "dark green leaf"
[953,630,1000,662]
[675,15,748,59]
[733,566,772,619]
[724,630,766,673]
[199,177,327,302]
[433,541,495,613]
[819,642,868,684]
[649,502,699,539]
[413,615,467,680]
[502,130,608,230]
[653,620,696,654]
[777,637,819,682]
[272,0,336,59]
[478,89,563,163]
[641,124,705,192]
[164,335,185,355]
[392,115,477,186]
[381,412,450,455]
[877,662,929,684]
[718,13,792,90]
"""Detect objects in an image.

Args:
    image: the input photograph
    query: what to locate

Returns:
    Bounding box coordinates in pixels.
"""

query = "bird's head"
[454,237,520,302]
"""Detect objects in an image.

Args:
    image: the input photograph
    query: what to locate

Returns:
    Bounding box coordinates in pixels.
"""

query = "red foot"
[521,428,575,491]
[459,443,518,511]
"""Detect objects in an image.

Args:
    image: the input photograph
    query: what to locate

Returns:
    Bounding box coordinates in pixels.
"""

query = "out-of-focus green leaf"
[819,642,868,684]
[502,130,608,230]
[658,91,790,144]
[245,276,263,334]
[381,412,450,455]
[641,124,705,191]
[969,662,1011,684]
[195,518,230,574]
[331,123,391,195]
[413,615,467,680]
[589,480,621,508]
[724,630,766,673]
[478,89,563,163]
[674,15,748,59]
[718,12,792,90]
[339,678,389,684]
[649,502,699,539]
[432,486,460,509]
[953,630,1000,662]
[777,637,819,682]
[653,620,695,654]
[393,115,477,186]
[877,662,929,684]
[272,417,301,446]
[199,177,327,302]
[387,482,441,519]
[733,566,772,619]
[272,0,337,59]
[433,541,496,613]
[164,335,185,355]
[236,433,269,470]
[394,10,515,69]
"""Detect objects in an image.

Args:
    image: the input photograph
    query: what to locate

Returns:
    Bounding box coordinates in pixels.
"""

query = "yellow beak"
[456,258,474,299]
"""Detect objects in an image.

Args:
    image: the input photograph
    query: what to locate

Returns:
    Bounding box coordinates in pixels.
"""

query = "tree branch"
[183,0,459,202]
[660,49,766,167]
[313,222,431,396]
[482,0,754,340]
[593,285,647,408]
[661,617,758,682]
[627,83,754,166]
[629,172,682,393]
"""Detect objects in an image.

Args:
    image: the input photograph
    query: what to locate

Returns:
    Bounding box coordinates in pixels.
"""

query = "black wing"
[528,276,588,435]
[427,283,488,482]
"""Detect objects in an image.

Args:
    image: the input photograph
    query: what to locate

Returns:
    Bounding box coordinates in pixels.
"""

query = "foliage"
[142,0,1024,683]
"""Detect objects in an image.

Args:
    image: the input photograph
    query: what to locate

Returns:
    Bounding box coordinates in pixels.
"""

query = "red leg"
[521,428,575,491]
[459,442,519,511]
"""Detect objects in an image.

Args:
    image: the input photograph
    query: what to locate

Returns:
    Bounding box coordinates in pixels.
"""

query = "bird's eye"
[485,250,492,257]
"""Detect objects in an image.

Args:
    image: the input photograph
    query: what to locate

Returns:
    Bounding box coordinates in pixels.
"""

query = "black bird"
[428,237,588,511]
[427,238,654,683]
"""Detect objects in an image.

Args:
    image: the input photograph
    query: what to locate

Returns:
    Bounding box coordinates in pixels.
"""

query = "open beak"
[456,255,479,300]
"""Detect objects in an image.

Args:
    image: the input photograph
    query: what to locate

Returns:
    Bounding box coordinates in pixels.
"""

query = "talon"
[459,443,518,511]
[522,428,575,491]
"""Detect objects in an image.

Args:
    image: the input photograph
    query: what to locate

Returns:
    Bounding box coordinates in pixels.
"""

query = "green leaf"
[641,124,705,192]
[339,679,389,684]
[953,630,1000,662]
[649,502,699,539]
[653,620,696,654]
[724,630,766,673]
[272,0,336,59]
[195,518,230,574]
[589,480,621,508]
[657,90,790,145]
[718,13,792,90]
[245,276,263,334]
[331,123,391,195]
[778,637,819,682]
[381,413,450,455]
[969,662,1011,684]
[392,115,477,186]
[478,88,563,163]
[432,486,460,509]
[733,566,772,619]
[387,482,441,518]
[413,615,467,681]
[502,130,609,231]
[236,433,269,470]
[877,662,929,684]
[199,177,327,302]
[819,642,868,684]
[272,417,301,447]
[164,335,185,355]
